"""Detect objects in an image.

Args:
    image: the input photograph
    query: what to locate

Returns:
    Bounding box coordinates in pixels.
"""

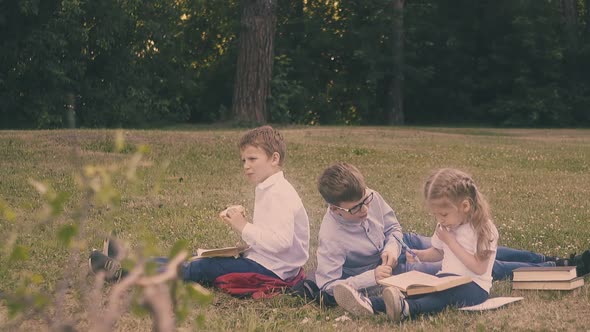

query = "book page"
[378,270,443,290]
[459,297,523,311]
[191,245,249,260]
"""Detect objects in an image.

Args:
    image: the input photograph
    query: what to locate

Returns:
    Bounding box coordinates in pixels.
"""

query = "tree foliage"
[1,0,589,128]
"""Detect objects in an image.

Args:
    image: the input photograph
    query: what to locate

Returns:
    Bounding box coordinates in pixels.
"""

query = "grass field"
[1,127,589,331]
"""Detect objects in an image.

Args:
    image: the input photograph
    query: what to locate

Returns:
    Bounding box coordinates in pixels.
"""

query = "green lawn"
[1,127,589,331]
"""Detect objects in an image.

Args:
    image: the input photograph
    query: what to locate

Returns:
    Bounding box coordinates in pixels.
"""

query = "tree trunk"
[387,0,405,125]
[232,0,277,124]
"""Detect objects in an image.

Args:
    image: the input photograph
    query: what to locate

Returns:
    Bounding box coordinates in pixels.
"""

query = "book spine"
[512,280,583,291]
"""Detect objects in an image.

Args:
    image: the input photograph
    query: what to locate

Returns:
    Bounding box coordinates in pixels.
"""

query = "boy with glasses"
[315,162,440,306]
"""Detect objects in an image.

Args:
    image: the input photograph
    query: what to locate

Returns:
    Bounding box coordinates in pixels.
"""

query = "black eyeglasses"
[332,192,374,215]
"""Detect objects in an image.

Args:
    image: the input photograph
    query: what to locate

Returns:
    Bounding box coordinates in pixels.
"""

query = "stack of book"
[512,266,584,290]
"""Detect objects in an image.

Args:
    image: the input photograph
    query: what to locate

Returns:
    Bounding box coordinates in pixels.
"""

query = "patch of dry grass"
[1,127,589,331]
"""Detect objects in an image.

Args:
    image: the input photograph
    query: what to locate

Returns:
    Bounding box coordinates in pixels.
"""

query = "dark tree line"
[1,0,589,128]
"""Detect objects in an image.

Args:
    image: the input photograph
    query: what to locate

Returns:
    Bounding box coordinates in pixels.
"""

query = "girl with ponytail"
[379,168,499,321]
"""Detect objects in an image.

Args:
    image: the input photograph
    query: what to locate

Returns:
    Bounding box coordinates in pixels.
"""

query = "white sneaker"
[333,283,374,316]
[383,287,405,322]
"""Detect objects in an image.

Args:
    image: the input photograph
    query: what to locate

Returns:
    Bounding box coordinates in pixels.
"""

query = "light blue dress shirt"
[315,189,403,294]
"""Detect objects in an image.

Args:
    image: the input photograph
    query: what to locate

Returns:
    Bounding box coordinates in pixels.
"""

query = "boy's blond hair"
[318,162,366,205]
[239,126,287,166]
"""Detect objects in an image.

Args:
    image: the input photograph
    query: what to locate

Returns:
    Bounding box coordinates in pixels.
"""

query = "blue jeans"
[371,273,488,315]
[153,257,278,284]
[401,233,555,280]
[392,233,442,276]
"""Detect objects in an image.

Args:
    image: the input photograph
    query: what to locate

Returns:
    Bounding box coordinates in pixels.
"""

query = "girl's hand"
[374,265,393,282]
[435,224,455,245]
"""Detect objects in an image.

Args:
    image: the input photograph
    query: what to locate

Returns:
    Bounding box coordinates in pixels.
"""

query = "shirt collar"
[329,209,366,226]
[256,171,284,191]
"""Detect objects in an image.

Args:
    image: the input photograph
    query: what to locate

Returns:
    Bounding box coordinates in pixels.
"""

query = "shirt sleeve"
[489,225,499,252]
[381,197,403,258]
[431,226,443,250]
[315,228,378,295]
[241,194,295,253]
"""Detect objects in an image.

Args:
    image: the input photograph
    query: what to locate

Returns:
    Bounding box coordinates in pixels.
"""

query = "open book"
[189,245,249,261]
[378,270,472,296]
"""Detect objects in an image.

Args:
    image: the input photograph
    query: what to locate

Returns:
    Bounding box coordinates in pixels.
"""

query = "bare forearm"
[228,219,248,233]
[416,247,444,262]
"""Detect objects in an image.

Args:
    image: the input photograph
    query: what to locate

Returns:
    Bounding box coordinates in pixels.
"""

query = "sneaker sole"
[383,287,403,322]
[333,284,373,316]
[89,249,101,274]
[88,255,94,274]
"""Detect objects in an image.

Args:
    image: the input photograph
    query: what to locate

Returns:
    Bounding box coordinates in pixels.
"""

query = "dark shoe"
[551,256,569,266]
[102,234,122,258]
[89,250,124,282]
[576,250,590,277]
[289,279,321,302]
[554,251,585,268]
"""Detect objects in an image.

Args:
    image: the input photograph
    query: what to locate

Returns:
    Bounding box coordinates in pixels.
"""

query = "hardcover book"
[512,266,577,282]
[512,277,584,291]
[378,270,472,296]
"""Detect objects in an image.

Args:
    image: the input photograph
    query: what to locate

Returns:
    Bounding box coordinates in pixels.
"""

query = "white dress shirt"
[242,171,310,280]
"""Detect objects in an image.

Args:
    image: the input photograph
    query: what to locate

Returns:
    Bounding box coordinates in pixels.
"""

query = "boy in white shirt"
[90,126,310,286]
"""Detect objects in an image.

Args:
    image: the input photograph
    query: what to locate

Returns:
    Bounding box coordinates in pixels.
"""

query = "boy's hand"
[221,205,245,218]
[219,206,248,233]
[381,250,399,269]
[374,265,392,282]
[435,224,455,245]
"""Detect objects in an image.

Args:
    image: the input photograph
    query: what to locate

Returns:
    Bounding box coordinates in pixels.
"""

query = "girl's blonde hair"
[424,168,496,260]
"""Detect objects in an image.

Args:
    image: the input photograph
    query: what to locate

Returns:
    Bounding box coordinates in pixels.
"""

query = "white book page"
[459,297,524,311]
